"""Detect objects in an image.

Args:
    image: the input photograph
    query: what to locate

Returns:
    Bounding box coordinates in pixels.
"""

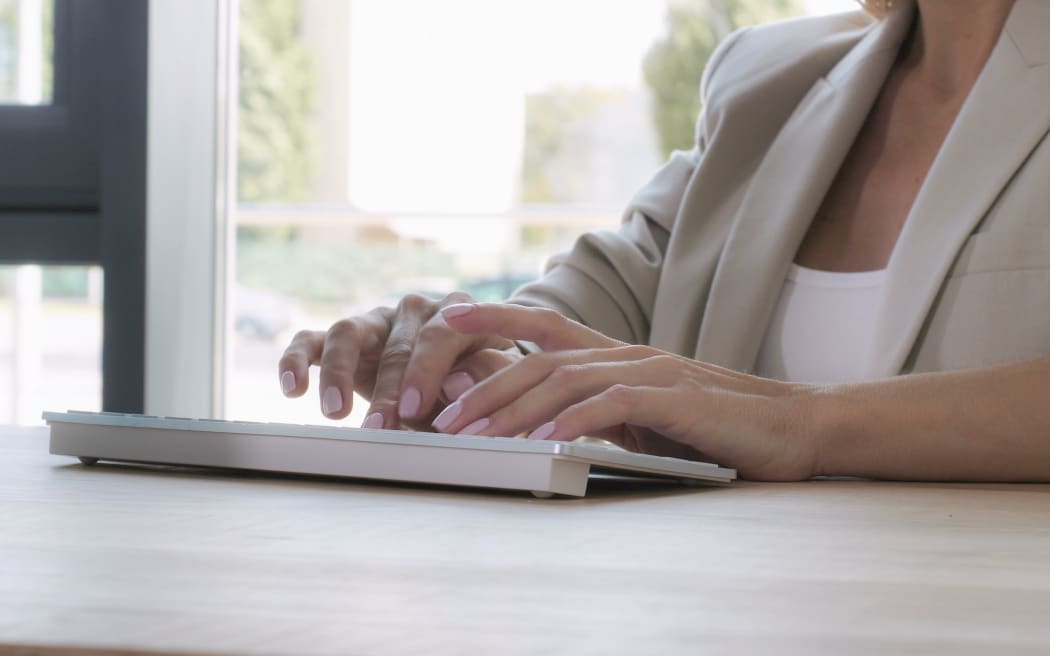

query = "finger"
[441,303,622,351]
[533,382,764,463]
[477,355,679,438]
[529,384,673,446]
[432,349,561,434]
[529,384,722,461]
[444,303,794,395]
[278,330,325,398]
[430,347,522,433]
[441,347,520,402]
[318,314,387,420]
[432,346,657,435]
[398,294,514,422]
[364,295,430,428]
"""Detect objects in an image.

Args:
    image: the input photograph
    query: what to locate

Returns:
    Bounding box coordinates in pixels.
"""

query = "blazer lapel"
[865,0,1050,377]
[695,6,915,371]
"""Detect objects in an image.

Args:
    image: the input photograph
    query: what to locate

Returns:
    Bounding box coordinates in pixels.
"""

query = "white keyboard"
[44,411,736,498]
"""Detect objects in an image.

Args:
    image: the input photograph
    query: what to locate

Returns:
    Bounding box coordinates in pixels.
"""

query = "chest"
[794,74,969,272]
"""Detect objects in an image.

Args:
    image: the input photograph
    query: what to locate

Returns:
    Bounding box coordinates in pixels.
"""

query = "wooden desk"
[2,426,1049,655]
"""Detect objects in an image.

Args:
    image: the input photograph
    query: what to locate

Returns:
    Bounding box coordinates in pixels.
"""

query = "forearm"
[811,357,1050,481]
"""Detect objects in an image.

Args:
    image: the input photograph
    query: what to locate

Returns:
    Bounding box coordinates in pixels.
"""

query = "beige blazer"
[511,0,1050,380]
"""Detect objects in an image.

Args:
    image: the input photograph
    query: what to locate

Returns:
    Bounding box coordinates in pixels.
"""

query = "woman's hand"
[278,293,522,430]
[433,303,822,481]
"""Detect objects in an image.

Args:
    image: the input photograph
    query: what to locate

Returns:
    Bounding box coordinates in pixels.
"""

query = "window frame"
[0,0,148,414]
[145,0,234,418]
[0,0,97,209]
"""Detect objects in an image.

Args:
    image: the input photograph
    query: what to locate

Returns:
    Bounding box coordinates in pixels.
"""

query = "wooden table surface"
[2,426,1049,656]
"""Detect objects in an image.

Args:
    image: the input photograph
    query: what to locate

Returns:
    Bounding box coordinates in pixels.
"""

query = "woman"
[279,0,1050,481]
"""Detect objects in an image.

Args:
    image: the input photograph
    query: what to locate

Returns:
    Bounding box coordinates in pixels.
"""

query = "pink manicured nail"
[322,387,343,416]
[362,412,384,430]
[527,422,556,441]
[431,401,463,433]
[442,371,475,401]
[399,386,422,418]
[281,371,295,395]
[441,303,475,319]
[458,417,490,436]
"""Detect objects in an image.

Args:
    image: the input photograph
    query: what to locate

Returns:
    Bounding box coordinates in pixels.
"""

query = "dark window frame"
[0,0,148,413]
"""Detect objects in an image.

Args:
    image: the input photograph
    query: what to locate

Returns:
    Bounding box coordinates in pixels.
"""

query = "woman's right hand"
[277,292,521,430]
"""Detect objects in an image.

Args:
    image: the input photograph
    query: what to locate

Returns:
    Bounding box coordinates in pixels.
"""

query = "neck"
[904,0,1015,98]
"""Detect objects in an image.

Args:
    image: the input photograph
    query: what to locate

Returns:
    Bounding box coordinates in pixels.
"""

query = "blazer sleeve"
[506,28,747,345]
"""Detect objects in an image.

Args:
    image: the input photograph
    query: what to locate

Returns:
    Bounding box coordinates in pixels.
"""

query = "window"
[0,0,148,424]
[0,265,102,424]
[0,0,53,105]
[227,0,857,424]
[230,0,675,424]
[149,0,856,422]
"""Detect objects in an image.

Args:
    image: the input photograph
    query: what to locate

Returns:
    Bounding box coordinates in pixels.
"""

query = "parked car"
[461,274,538,302]
[341,274,538,318]
[234,285,304,342]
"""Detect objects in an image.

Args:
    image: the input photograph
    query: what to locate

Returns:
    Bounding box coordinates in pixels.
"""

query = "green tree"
[643,0,801,158]
[238,237,456,304]
[238,0,317,204]
[522,86,613,204]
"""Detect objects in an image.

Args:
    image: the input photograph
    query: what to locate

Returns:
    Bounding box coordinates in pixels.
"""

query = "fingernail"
[322,387,343,416]
[458,417,490,436]
[528,422,556,441]
[362,412,384,430]
[441,303,475,319]
[399,386,422,418]
[431,401,463,433]
[442,371,475,401]
[281,371,295,395]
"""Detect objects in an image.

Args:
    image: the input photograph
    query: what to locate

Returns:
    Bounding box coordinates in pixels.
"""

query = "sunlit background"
[2,0,857,425]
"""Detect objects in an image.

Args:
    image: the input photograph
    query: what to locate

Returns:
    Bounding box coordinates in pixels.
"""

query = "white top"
[755,264,888,384]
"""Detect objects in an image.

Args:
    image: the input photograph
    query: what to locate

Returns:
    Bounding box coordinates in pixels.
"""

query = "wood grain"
[2,426,1049,655]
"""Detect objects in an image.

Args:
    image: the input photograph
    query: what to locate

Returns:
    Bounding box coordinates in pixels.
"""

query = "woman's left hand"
[434,303,823,481]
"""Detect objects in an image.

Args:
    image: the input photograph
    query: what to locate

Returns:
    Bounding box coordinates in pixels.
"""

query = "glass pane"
[0,0,54,104]
[0,265,102,425]
[229,0,840,424]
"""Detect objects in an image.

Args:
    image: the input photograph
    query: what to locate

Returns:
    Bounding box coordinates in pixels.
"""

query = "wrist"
[804,384,865,478]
